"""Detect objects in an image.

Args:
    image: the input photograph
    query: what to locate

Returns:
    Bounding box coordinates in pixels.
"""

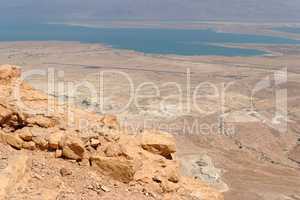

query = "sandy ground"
[0,41,300,200]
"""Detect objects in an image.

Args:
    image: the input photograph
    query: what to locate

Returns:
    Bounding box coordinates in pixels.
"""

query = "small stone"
[90,138,100,148]
[100,185,111,192]
[60,168,72,177]
[32,173,42,180]
[55,149,63,158]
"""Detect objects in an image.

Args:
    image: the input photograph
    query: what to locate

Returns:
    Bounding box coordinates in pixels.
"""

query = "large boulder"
[1,133,23,150]
[62,136,85,160]
[140,131,176,159]
[90,155,142,183]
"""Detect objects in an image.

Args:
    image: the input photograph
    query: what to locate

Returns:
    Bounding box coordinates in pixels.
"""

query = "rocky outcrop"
[0,65,223,200]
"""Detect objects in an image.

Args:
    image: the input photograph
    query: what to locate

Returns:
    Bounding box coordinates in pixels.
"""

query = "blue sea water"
[273,27,300,34]
[0,23,299,56]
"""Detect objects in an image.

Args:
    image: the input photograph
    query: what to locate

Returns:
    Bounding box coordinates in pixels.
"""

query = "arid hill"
[0,64,223,199]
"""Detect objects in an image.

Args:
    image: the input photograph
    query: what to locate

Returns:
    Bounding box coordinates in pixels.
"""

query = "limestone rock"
[90,155,141,183]
[0,65,21,81]
[26,116,57,128]
[22,141,36,150]
[62,136,85,160]
[32,136,48,150]
[140,131,176,159]
[104,143,128,158]
[48,132,64,150]
[5,134,23,150]
[16,127,33,141]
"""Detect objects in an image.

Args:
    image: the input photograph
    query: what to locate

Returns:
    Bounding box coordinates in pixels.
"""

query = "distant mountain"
[1,0,300,23]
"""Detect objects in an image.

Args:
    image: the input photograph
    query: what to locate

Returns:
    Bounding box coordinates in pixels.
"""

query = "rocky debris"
[0,65,224,200]
[140,130,176,159]
[60,168,72,177]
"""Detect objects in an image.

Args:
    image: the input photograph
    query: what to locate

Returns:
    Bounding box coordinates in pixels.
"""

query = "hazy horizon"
[1,0,300,24]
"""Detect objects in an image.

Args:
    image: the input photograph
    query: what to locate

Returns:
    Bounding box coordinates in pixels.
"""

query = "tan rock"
[16,128,33,141]
[48,132,64,150]
[90,155,141,183]
[5,134,23,150]
[26,116,57,128]
[160,180,180,193]
[55,149,63,158]
[22,141,36,150]
[0,65,21,81]
[32,136,48,150]
[104,143,128,158]
[140,131,176,159]
[62,136,85,160]
[60,168,72,177]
